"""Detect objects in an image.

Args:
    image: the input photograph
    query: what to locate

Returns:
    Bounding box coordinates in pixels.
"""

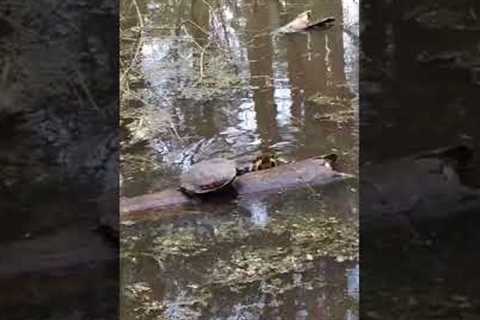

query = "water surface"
[121,0,359,318]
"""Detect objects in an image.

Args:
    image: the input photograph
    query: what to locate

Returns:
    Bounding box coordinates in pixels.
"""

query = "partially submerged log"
[276,10,335,34]
[120,157,354,217]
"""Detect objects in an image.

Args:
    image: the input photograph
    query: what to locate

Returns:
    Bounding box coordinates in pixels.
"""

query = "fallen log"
[276,10,335,34]
[120,157,354,217]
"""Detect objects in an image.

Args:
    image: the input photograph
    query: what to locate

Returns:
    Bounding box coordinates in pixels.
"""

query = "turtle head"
[314,153,338,169]
[177,186,196,197]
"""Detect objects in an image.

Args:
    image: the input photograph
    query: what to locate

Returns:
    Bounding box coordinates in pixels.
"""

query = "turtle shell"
[180,158,237,194]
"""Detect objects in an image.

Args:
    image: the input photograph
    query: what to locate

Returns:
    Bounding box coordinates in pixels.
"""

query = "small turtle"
[179,158,239,196]
[317,153,338,169]
[252,152,279,171]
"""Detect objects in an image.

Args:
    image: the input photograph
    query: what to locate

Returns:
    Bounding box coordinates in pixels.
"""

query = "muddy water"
[121,0,358,319]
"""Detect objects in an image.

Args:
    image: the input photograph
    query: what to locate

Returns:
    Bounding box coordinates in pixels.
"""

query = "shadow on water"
[121,0,358,318]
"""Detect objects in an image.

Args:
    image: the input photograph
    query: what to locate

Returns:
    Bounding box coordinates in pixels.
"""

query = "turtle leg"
[236,164,253,176]
[177,187,196,198]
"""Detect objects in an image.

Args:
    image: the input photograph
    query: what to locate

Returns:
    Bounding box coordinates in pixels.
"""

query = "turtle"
[179,158,239,196]
[251,152,280,171]
[316,153,338,169]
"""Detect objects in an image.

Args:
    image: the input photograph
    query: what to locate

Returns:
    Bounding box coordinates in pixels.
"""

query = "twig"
[181,23,211,82]
[121,36,139,42]
[120,0,145,86]
[132,0,144,29]
[201,0,215,12]
[199,41,211,80]
[155,96,184,143]
[183,19,210,38]
[120,35,143,85]
[127,91,184,142]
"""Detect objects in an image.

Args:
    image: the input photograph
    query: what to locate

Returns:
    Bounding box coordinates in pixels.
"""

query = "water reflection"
[242,198,271,227]
[342,0,359,95]
[129,0,358,179]
[347,263,359,300]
